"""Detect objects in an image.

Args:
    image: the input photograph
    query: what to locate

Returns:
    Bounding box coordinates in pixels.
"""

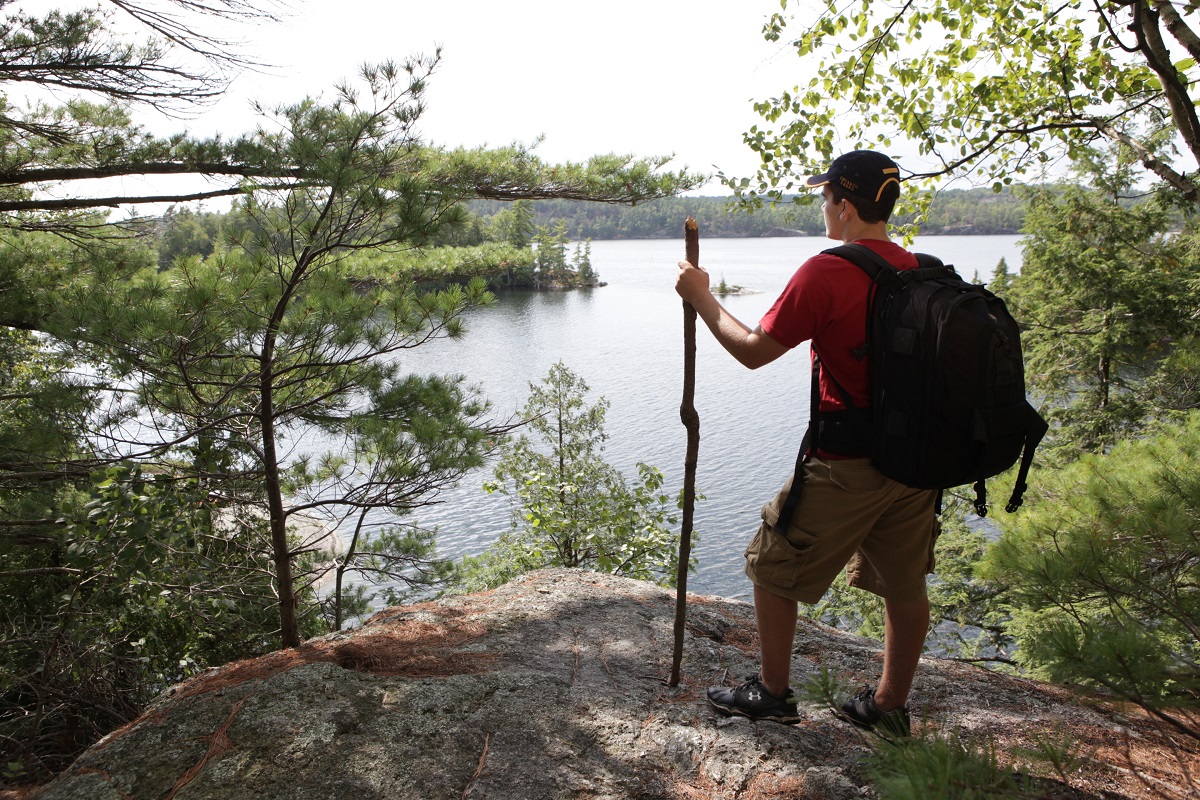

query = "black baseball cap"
[805,150,902,203]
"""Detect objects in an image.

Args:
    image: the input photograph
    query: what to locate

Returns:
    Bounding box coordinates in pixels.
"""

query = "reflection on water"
[374,235,1025,601]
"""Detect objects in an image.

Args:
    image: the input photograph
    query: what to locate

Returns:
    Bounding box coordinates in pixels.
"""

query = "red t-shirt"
[759,239,919,413]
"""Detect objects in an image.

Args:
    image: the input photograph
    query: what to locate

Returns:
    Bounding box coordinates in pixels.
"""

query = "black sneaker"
[838,686,911,737]
[706,674,801,724]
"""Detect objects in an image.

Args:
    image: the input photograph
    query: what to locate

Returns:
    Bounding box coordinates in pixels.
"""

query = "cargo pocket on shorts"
[925,515,943,575]
[744,520,819,591]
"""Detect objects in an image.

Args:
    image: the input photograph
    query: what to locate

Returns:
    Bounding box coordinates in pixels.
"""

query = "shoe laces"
[737,674,784,700]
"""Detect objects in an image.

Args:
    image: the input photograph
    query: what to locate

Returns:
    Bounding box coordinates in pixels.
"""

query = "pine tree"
[573,238,597,284]
[0,1,705,779]
[458,364,682,591]
[1009,166,1200,451]
[982,414,1200,740]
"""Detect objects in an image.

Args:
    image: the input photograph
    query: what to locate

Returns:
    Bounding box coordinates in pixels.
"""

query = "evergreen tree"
[506,200,537,247]
[532,222,569,282]
[0,0,704,780]
[155,205,226,268]
[455,363,683,591]
[989,257,1014,295]
[73,60,700,649]
[982,413,1200,741]
[483,199,534,247]
[572,238,597,284]
[1009,162,1200,451]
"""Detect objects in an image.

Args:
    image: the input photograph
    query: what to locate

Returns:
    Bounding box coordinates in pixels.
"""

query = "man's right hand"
[674,261,789,370]
[676,260,710,305]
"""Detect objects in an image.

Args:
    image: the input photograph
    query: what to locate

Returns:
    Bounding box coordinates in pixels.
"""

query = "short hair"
[830,185,899,224]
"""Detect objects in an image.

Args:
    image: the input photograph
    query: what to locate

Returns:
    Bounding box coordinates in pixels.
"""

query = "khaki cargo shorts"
[745,457,940,604]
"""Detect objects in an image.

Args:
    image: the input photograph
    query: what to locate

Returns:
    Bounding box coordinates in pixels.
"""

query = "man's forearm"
[676,260,789,369]
[691,293,785,370]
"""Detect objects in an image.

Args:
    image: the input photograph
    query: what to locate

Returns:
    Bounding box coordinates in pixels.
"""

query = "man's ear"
[841,197,860,221]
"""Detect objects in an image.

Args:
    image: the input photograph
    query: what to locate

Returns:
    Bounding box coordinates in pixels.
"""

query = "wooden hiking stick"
[669,217,701,687]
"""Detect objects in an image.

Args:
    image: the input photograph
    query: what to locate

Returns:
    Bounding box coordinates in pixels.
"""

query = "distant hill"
[470,186,1027,240]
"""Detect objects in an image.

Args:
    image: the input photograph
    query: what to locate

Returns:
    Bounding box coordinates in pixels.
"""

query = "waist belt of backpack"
[816,409,872,456]
[773,354,871,534]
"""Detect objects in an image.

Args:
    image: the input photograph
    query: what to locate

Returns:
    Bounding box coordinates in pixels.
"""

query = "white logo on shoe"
[748,690,762,702]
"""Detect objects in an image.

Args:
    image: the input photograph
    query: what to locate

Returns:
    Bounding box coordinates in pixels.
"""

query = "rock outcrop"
[34,569,1196,800]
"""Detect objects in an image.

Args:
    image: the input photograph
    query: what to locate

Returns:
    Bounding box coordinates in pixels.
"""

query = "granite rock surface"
[34,569,1194,800]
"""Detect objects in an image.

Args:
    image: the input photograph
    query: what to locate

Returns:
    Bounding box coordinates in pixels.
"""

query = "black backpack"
[776,243,1048,529]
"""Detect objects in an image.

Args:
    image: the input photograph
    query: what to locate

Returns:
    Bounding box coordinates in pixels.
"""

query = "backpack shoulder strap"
[822,243,900,363]
[824,242,895,279]
[822,243,944,280]
[915,252,944,270]
[825,244,945,293]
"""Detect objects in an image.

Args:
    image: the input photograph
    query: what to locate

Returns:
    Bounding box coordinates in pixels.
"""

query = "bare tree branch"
[104,0,284,66]
[0,566,85,577]
[0,182,302,213]
[1093,118,1200,202]
[0,162,302,185]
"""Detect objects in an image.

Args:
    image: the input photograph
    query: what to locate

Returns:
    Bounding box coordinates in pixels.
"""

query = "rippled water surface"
[373,235,1025,600]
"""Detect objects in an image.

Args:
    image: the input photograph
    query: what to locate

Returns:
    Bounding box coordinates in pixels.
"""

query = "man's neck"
[840,221,890,244]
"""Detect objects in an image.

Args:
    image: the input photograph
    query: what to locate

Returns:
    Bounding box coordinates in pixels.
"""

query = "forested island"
[154,187,1028,294]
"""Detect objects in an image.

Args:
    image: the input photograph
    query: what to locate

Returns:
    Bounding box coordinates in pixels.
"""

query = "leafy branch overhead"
[739,0,1200,204]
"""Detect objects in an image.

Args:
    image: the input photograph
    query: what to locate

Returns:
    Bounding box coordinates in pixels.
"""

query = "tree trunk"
[1099,309,1113,411]
[335,509,369,632]
[260,337,301,649]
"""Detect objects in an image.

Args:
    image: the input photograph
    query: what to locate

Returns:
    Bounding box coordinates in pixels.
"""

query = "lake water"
[383,235,1025,601]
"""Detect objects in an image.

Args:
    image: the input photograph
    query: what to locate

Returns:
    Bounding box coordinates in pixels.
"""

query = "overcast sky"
[149,0,808,194]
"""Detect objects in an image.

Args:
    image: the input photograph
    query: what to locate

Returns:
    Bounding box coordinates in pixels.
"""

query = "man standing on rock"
[673,151,937,736]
